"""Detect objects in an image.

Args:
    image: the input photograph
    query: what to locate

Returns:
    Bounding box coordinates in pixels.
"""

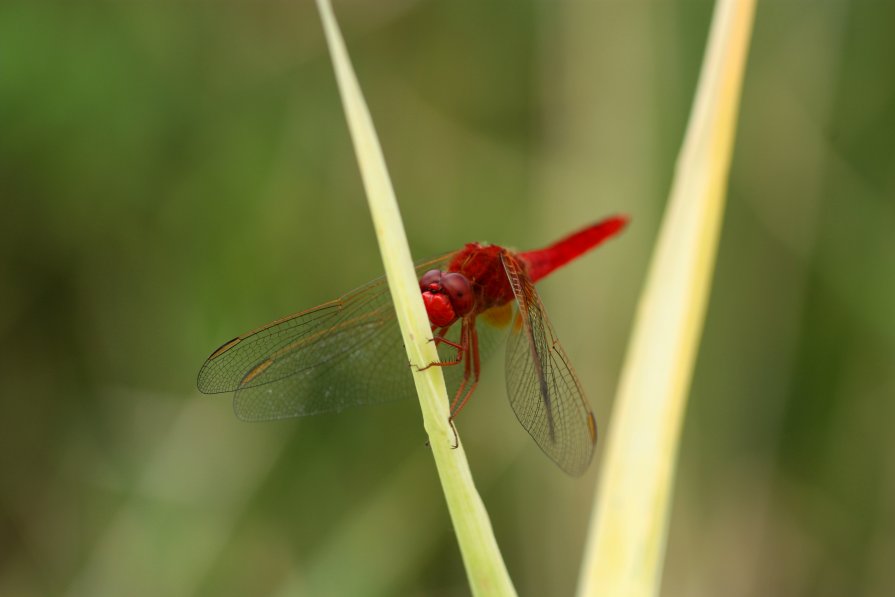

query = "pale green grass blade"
[577,1,757,595]
[314,1,515,595]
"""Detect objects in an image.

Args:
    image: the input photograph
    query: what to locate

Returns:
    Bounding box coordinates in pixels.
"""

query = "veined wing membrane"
[501,253,597,476]
[197,255,453,420]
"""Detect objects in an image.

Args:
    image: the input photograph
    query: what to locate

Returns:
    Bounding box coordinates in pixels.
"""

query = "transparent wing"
[197,255,453,420]
[500,253,597,476]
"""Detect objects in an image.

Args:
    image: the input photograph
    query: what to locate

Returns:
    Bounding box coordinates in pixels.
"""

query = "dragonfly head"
[419,269,475,327]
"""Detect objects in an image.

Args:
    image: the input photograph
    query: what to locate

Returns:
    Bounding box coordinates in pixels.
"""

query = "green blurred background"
[2,1,893,595]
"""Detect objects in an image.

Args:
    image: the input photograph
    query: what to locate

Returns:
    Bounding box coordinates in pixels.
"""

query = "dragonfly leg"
[449,319,481,418]
[418,323,467,370]
[448,417,460,449]
[449,329,473,413]
[432,325,464,351]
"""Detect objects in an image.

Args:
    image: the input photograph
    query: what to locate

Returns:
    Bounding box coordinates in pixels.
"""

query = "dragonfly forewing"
[198,255,461,420]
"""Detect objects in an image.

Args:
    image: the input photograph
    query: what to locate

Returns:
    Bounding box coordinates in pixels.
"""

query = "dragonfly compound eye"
[419,269,443,292]
[441,272,475,317]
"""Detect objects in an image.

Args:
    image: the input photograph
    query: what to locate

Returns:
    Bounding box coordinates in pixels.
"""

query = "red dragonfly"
[198,216,627,475]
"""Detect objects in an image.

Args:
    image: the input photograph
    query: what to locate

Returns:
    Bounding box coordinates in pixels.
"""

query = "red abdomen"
[519,216,627,283]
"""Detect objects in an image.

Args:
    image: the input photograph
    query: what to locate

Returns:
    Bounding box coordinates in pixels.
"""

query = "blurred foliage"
[1,1,893,596]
